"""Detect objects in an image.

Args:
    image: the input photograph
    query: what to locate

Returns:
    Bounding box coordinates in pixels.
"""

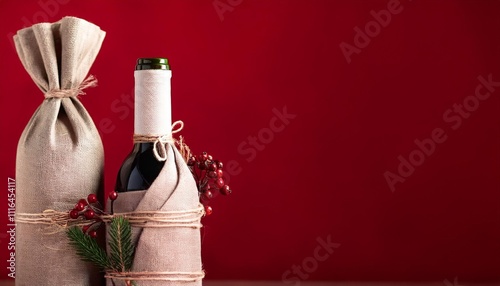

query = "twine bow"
[133,121,184,162]
[44,75,98,98]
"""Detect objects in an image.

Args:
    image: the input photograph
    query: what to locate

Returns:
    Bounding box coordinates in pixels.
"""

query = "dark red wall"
[1,0,500,283]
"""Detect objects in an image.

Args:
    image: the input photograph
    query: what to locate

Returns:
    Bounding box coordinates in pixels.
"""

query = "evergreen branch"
[67,226,111,270]
[109,216,135,272]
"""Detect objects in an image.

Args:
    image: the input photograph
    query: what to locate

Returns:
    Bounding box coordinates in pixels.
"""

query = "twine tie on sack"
[44,75,98,98]
[133,120,184,161]
[101,204,204,229]
[16,204,204,230]
[15,210,92,233]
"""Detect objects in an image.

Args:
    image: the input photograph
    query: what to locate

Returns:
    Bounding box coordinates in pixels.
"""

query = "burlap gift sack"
[107,144,204,286]
[13,16,105,286]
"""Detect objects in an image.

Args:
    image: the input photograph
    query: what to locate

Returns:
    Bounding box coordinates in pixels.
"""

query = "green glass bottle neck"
[136,58,170,70]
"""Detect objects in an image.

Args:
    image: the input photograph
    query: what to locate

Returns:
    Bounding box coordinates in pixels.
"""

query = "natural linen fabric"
[134,69,173,136]
[14,17,105,286]
[108,145,203,286]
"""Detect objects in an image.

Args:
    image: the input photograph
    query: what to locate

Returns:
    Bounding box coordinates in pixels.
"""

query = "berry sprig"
[187,151,232,216]
[68,192,119,238]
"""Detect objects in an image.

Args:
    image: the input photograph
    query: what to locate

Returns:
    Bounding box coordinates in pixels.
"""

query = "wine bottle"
[116,58,172,192]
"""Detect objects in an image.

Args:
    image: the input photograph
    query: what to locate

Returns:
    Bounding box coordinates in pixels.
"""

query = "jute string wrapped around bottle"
[13,16,106,286]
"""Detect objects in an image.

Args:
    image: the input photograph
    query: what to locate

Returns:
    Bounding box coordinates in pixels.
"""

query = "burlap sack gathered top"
[14,16,106,286]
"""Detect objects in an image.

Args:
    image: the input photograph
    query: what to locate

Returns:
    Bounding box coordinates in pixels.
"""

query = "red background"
[1,0,500,283]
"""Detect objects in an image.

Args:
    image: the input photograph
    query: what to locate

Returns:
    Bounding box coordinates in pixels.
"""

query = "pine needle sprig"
[109,216,135,272]
[66,216,135,274]
[66,195,137,285]
[67,226,111,270]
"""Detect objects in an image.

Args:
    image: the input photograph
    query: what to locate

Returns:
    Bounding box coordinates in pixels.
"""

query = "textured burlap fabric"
[14,17,105,286]
[108,145,203,286]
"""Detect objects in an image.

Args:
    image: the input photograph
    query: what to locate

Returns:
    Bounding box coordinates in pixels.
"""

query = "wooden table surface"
[1,281,499,286]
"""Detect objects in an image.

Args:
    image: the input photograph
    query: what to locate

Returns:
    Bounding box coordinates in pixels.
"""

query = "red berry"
[69,210,80,219]
[84,209,95,220]
[199,152,208,162]
[187,156,196,166]
[208,163,217,171]
[109,191,118,201]
[215,160,223,169]
[220,185,232,195]
[87,194,98,204]
[215,178,225,188]
[79,199,88,206]
[89,230,97,238]
[204,205,213,216]
[198,161,207,170]
[74,202,85,211]
[216,169,224,178]
[202,184,211,192]
[207,155,213,161]
[82,225,90,233]
[208,171,217,178]
[203,190,213,200]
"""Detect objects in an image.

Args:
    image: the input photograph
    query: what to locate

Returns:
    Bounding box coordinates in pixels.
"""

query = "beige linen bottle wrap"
[106,67,203,286]
[13,16,106,286]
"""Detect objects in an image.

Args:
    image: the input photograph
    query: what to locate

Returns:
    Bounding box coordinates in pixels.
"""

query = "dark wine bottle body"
[115,143,165,192]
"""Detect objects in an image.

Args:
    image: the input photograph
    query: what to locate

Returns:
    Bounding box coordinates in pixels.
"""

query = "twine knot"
[44,75,98,98]
[133,120,184,161]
